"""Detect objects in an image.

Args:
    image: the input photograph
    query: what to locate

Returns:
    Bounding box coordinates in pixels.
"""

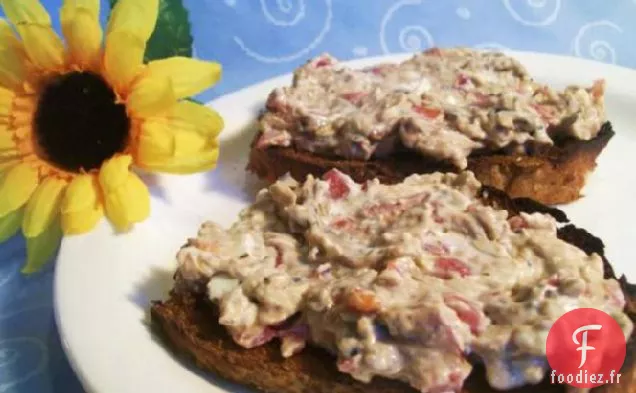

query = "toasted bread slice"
[246,122,614,206]
[150,186,635,393]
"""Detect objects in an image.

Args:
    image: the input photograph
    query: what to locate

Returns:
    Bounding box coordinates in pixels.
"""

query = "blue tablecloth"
[1,0,635,391]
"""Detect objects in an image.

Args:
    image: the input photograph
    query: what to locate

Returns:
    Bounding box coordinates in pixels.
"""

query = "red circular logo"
[546,308,626,388]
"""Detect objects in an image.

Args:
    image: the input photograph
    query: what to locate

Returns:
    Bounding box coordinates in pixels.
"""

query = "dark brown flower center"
[33,71,130,172]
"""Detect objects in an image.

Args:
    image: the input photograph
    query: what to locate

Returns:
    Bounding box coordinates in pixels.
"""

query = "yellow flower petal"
[146,58,222,99]
[62,208,103,235]
[0,0,50,24]
[135,123,172,158]
[0,17,20,43]
[22,177,67,238]
[61,174,100,213]
[106,0,158,42]
[0,160,16,174]
[0,162,38,217]
[0,207,22,242]
[0,128,16,150]
[22,218,62,274]
[135,101,223,174]
[127,74,175,118]
[99,154,131,189]
[137,121,207,158]
[60,0,102,70]
[0,87,15,117]
[137,145,219,174]
[148,100,224,139]
[103,31,145,95]
[99,155,150,231]
[60,174,103,235]
[0,18,26,90]
[1,0,65,71]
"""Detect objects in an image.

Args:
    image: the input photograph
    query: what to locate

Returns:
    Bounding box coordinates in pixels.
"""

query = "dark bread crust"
[150,185,636,393]
[246,122,615,205]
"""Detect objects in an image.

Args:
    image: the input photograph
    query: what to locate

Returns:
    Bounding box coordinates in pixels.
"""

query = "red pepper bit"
[472,92,491,108]
[346,288,380,314]
[423,242,450,256]
[444,294,485,335]
[412,104,442,119]
[508,216,529,233]
[434,258,471,279]
[331,217,354,230]
[340,92,367,105]
[547,276,560,286]
[456,74,470,87]
[314,57,332,68]
[590,79,605,99]
[322,169,350,199]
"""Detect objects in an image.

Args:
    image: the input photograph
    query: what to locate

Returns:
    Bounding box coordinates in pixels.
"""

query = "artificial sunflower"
[0,0,223,273]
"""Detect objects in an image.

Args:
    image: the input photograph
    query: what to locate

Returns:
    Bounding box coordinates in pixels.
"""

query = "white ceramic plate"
[54,51,636,393]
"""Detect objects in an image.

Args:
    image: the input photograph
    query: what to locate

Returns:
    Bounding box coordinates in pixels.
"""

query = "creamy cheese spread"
[176,170,631,393]
[257,48,606,169]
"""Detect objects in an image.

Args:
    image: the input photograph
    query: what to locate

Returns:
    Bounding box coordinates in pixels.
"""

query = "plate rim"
[53,49,636,393]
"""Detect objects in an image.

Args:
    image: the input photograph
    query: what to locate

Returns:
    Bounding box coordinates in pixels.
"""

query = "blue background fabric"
[0,0,635,391]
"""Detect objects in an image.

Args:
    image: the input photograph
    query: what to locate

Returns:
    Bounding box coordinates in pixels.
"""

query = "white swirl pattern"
[573,20,623,64]
[0,264,18,290]
[0,337,48,393]
[261,0,305,26]
[233,0,333,63]
[473,42,512,51]
[502,0,561,26]
[380,0,434,54]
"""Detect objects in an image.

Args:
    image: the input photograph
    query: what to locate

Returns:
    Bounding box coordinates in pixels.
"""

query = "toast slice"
[247,122,614,206]
[150,184,635,393]
[246,49,613,205]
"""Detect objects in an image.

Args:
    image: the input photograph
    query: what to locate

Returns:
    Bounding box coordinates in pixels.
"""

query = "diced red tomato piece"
[425,47,442,56]
[346,288,380,314]
[413,104,442,119]
[314,57,332,67]
[337,358,357,373]
[423,242,450,256]
[331,217,355,230]
[322,169,350,199]
[547,275,560,286]
[590,79,605,99]
[532,103,557,123]
[508,216,528,232]
[275,249,283,267]
[369,66,384,75]
[444,294,486,334]
[434,258,471,279]
[472,92,491,108]
[340,92,367,104]
[456,74,470,88]
[386,259,400,270]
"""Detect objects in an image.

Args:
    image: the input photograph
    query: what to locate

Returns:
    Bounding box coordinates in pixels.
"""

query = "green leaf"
[109,0,194,62]
[22,218,62,275]
[0,208,22,243]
